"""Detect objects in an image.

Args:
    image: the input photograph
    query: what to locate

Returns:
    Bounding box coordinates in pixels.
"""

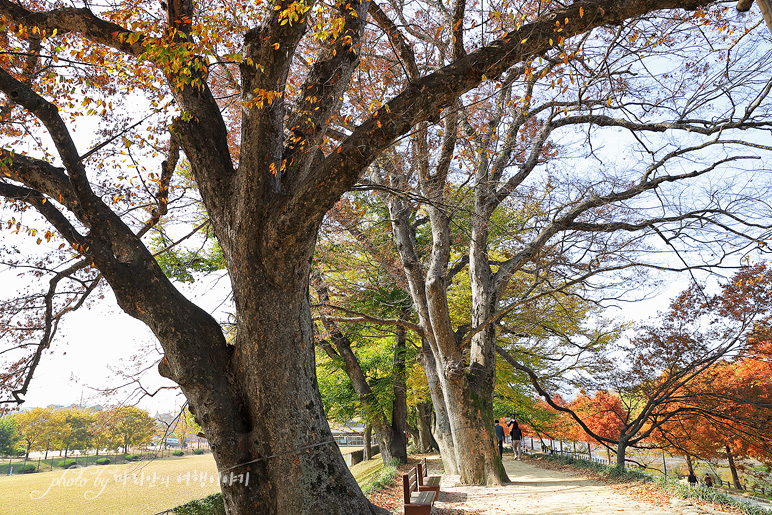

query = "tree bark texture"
[616,440,628,469]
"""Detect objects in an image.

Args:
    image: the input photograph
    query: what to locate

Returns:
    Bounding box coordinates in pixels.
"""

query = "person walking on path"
[508,419,523,460]
[494,420,505,458]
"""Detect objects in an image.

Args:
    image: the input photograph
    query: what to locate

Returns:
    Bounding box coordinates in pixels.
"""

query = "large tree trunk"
[440,367,505,485]
[199,263,384,515]
[616,440,628,469]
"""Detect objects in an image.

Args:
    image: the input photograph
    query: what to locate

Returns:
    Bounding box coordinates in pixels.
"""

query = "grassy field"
[0,454,221,515]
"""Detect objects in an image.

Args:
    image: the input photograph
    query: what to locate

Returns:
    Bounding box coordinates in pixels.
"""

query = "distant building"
[328,421,366,447]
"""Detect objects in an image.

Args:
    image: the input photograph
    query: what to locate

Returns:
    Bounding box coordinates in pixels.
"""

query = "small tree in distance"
[112,406,155,454]
[14,407,55,459]
[0,415,21,456]
[49,407,94,459]
[499,264,772,469]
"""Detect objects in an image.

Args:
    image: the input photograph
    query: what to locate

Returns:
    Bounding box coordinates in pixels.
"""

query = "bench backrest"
[402,467,419,504]
[417,458,427,485]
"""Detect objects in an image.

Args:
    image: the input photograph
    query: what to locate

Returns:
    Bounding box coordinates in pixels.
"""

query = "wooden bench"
[403,466,436,515]
[417,457,441,493]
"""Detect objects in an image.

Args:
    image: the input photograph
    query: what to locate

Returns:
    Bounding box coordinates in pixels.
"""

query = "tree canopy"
[2,0,772,512]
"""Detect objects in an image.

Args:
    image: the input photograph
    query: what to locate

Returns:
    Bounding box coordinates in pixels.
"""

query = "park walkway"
[417,457,735,515]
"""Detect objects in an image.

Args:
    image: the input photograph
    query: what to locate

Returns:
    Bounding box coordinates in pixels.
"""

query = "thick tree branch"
[291,0,716,228]
[284,0,371,185]
[0,150,79,212]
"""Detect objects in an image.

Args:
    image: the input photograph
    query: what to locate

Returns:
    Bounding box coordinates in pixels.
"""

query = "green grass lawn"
[350,454,387,489]
[0,454,221,515]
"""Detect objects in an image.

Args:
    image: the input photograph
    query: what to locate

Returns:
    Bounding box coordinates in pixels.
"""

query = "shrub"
[14,464,36,474]
[124,454,140,461]
[654,476,770,515]
[173,493,225,515]
[192,448,204,455]
[172,450,185,456]
[57,459,78,469]
[96,458,111,465]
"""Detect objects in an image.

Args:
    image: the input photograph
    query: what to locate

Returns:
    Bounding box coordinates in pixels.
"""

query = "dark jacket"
[494,423,505,440]
[508,420,522,440]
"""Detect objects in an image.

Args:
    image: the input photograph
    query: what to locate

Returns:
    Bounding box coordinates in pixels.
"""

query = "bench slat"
[414,490,436,505]
[424,476,441,486]
[404,464,437,514]
[417,459,441,493]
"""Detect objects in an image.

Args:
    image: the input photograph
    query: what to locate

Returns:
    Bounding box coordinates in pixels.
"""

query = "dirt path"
[421,457,731,515]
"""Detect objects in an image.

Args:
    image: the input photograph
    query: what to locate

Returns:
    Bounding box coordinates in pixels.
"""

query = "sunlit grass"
[0,454,220,515]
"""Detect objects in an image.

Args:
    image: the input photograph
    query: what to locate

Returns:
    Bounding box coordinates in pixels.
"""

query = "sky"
[9,267,691,415]
[1,256,232,416]
[3,4,770,418]
[18,290,184,415]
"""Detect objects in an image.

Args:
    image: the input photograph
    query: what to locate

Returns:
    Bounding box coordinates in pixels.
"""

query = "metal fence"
[521,436,772,498]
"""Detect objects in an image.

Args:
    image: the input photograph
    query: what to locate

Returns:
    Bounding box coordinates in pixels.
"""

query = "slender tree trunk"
[363,425,372,462]
[388,320,409,463]
[616,441,627,469]
[418,348,457,474]
[415,402,436,452]
[686,455,695,475]
[312,273,405,466]
[726,446,742,489]
[405,423,420,449]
